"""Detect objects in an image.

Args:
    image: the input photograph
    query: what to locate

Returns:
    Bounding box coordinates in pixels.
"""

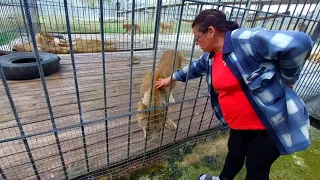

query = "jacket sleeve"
[173,53,209,82]
[250,29,314,85]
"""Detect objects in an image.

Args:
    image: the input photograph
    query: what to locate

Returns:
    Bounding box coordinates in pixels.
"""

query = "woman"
[155,9,313,180]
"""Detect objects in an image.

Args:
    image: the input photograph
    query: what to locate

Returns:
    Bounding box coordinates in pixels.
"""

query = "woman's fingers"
[156,78,170,89]
[155,79,164,89]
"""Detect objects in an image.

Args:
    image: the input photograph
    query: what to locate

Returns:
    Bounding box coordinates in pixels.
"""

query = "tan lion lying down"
[12,32,117,54]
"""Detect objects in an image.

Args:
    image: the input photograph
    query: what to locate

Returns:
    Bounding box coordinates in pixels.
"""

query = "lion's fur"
[12,33,117,54]
[137,50,183,142]
[160,23,174,34]
[123,23,142,34]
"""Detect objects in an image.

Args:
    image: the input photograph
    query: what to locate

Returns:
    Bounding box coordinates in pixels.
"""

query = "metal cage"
[0,0,319,179]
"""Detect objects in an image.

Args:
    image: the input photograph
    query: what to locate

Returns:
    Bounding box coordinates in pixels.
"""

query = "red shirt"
[211,52,265,130]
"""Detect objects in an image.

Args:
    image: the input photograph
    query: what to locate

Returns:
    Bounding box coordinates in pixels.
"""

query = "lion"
[12,43,34,52]
[12,32,70,53]
[160,22,174,34]
[72,38,117,53]
[123,23,142,34]
[35,32,69,51]
[12,33,117,53]
[137,50,182,142]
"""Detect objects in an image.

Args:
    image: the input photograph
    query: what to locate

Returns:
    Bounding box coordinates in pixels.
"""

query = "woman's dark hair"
[192,9,239,33]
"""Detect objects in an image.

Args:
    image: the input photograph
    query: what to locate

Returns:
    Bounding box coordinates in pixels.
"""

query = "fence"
[0,0,319,179]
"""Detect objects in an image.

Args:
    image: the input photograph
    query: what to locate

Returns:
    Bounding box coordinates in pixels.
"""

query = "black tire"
[0,52,61,80]
[0,50,14,56]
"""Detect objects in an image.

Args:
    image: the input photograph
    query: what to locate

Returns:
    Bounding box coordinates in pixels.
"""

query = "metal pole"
[63,0,90,173]
[99,0,110,169]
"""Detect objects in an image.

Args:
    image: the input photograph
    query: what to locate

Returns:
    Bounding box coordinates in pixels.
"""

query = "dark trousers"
[219,129,280,180]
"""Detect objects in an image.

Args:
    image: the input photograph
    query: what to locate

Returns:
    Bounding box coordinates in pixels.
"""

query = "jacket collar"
[209,30,233,59]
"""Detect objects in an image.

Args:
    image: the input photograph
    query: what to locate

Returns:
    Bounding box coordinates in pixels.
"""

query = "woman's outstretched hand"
[155,77,173,89]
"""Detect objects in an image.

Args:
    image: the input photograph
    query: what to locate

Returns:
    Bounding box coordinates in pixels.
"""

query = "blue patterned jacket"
[173,28,314,155]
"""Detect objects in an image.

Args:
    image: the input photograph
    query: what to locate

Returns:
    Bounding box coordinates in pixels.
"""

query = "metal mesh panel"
[0,0,319,179]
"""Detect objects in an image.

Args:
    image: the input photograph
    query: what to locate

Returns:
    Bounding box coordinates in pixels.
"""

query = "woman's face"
[192,26,216,52]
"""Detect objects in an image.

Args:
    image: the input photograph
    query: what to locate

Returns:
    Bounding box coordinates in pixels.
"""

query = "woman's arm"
[156,53,210,89]
[250,29,314,85]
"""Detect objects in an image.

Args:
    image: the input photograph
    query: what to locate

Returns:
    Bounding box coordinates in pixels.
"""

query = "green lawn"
[38,15,192,34]
[0,31,18,46]
[0,17,20,45]
[102,126,320,180]
[178,126,320,180]
[82,0,113,9]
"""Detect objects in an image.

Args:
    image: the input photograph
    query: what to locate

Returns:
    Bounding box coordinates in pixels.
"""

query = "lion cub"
[137,50,182,142]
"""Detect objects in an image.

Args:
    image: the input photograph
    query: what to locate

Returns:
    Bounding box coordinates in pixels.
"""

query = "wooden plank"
[0,111,215,171]
[0,50,217,179]
[0,83,206,124]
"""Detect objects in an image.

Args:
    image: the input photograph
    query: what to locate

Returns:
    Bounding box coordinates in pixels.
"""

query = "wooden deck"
[0,50,219,179]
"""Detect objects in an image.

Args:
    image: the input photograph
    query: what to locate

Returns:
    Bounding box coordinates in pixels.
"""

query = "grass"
[38,14,303,35]
[35,15,318,35]
[99,126,320,180]
[1,15,315,40]
[0,31,18,46]
[178,126,320,180]
[268,126,320,180]
[38,15,192,34]
[82,0,112,9]
[0,17,21,45]
[177,135,229,180]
